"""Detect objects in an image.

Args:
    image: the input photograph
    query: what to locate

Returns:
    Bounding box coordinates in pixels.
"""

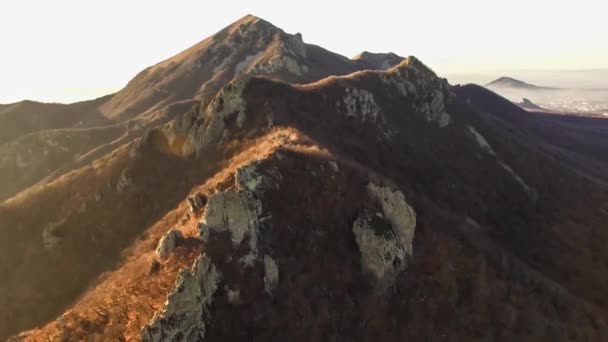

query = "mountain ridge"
[3,14,608,341]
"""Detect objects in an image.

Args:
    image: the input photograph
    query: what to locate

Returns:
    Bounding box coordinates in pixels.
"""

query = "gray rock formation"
[235,162,268,192]
[380,57,453,128]
[156,229,184,260]
[367,183,416,256]
[199,189,262,265]
[353,212,407,290]
[187,192,208,213]
[340,88,381,123]
[353,183,417,290]
[180,79,249,157]
[141,255,221,341]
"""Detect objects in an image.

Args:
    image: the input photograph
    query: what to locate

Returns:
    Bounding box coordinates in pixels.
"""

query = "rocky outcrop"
[340,88,381,123]
[235,162,269,192]
[381,57,453,128]
[156,229,184,260]
[199,189,262,265]
[353,212,407,290]
[187,192,208,213]
[141,255,221,341]
[366,183,417,257]
[353,183,416,291]
[180,79,249,156]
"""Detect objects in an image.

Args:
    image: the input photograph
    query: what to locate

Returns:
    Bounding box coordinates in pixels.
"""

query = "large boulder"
[353,183,417,290]
[353,212,407,290]
[156,229,184,260]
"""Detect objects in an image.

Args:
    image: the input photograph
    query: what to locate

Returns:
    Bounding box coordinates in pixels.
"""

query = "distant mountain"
[4,14,608,342]
[485,76,556,90]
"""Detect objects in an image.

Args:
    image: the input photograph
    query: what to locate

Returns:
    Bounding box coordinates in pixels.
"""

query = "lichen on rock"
[156,229,184,260]
[141,254,221,341]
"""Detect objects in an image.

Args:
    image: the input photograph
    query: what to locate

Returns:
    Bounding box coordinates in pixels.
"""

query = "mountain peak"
[485,77,539,89]
[352,51,405,70]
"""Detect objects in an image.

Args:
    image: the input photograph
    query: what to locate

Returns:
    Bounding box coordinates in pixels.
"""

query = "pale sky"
[1,0,607,104]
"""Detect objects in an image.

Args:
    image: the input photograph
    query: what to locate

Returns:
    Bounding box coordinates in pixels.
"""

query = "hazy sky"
[1,0,607,103]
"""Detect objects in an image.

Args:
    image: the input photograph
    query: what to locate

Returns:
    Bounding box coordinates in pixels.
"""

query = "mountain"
[0,15,403,203]
[3,15,608,341]
[485,76,556,90]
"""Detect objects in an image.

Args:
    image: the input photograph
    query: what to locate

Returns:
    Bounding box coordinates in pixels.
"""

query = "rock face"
[187,192,208,213]
[156,229,184,260]
[341,88,381,123]
[353,184,416,290]
[141,255,221,341]
[199,189,262,261]
[353,212,407,290]
[235,162,269,192]
[381,57,453,127]
[366,183,417,258]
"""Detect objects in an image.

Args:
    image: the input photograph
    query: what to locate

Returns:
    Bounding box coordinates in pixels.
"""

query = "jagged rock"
[381,57,452,128]
[156,229,184,260]
[182,79,249,156]
[42,219,67,252]
[187,192,208,213]
[353,183,416,290]
[366,183,416,264]
[199,190,262,260]
[141,254,221,342]
[340,88,381,123]
[263,255,279,295]
[235,162,268,192]
[353,212,407,290]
